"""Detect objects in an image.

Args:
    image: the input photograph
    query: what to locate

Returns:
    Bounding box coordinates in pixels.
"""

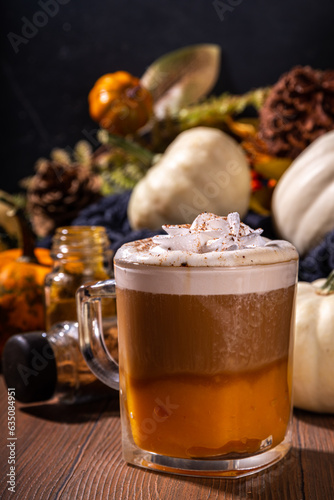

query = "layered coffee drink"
[114,212,298,461]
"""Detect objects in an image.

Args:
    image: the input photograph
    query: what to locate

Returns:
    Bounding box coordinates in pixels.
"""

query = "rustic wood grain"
[1,377,333,499]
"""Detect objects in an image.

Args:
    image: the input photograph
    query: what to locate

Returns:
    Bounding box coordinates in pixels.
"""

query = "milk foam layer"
[114,212,298,295]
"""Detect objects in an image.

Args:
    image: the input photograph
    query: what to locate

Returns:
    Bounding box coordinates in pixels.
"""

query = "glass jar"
[45,226,114,329]
[2,321,119,404]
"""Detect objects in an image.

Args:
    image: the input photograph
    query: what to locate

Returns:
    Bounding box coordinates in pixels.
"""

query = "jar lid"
[2,333,57,403]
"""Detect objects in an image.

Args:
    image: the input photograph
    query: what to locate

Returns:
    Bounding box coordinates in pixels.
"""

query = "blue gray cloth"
[71,191,164,252]
[244,212,334,282]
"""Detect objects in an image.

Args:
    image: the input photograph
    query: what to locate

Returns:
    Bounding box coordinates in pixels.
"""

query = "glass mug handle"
[76,279,119,391]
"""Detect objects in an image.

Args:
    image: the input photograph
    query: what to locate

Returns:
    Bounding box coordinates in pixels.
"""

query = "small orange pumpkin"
[88,71,153,136]
[0,207,53,357]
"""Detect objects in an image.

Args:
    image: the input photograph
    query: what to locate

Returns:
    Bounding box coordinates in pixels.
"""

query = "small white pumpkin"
[128,127,250,230]
[293,271,334,413]
[272,130,334,256]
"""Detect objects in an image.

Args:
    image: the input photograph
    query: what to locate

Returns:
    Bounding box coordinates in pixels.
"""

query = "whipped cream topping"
[152,212,266,253]
[115,212,298,268]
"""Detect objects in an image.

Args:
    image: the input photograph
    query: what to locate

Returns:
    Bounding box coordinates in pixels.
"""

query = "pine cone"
[259,66,334,158]
[27,158,102,238]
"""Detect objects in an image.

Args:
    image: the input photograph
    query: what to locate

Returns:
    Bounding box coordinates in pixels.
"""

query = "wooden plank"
[1,378,333,499]
[294,409,334,500]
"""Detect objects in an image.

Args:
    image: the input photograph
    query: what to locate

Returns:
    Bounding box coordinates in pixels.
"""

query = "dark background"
[2,0,334,193]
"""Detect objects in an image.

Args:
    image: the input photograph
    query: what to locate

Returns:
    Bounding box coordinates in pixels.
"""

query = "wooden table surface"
[1,376,333,500]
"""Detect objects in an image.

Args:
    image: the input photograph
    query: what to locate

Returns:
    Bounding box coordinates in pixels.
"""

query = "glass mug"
[76,237,298,478]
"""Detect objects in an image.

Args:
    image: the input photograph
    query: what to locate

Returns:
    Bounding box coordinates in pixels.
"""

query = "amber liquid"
[116,285,295,459]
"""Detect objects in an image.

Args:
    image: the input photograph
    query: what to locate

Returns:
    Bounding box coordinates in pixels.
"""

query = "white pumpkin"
[272,130,334,256]
[293,272,334,413]
[128,127,250,230]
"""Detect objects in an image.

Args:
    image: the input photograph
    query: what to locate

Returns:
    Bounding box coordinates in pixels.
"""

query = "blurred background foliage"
[2,0,334,193]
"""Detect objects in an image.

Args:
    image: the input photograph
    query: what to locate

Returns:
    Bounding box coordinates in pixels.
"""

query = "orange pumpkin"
[0,247,53,355]
[0,198,54,358]
[88,71,153,135]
